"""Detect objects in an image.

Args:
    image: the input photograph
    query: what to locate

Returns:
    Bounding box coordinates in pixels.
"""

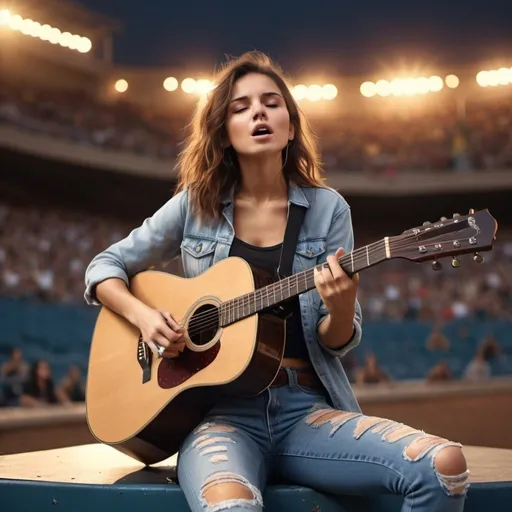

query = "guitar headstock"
[390,209,498,270]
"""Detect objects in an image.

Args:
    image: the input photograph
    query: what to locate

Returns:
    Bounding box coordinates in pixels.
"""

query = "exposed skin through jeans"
[177,368,469,512]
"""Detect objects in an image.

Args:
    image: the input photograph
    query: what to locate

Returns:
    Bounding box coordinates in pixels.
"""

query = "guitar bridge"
[137,339,152,384]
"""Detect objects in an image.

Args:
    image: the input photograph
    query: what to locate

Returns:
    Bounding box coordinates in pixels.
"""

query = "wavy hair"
[175,51,325,222]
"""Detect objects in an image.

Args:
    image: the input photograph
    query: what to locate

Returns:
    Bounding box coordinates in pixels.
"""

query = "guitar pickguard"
[157,343,221,388]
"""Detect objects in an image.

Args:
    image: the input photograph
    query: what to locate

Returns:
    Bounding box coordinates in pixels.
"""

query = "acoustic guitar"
[85,209,497,465]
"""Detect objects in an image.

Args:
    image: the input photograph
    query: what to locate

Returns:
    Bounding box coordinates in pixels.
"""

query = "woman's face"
[37,360,51,380]
[225,72,294,158]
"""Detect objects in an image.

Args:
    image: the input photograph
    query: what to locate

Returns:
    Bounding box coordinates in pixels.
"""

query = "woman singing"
[85,51,469,512]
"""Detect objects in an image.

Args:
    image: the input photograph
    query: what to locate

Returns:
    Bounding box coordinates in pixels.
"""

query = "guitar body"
[85,257,285,465]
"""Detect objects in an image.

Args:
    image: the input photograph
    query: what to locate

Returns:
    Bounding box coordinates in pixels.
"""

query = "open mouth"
[252,126,273,137]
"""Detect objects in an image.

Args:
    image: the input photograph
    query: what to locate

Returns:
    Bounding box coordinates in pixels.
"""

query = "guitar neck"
[219,238,390,326]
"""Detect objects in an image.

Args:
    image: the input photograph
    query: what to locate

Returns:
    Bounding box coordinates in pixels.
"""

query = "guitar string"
[184,234,473,337]
[184,237,388,336]
[185,233,474,337]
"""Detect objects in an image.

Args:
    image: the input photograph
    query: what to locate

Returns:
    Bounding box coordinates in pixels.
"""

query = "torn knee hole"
[202,482,253,503]
[306,409,360,436]
[200,472,263,509]
[404,435,447,461]
[404,437,469,495]
[434,446,469,494]
[384,425,420,443]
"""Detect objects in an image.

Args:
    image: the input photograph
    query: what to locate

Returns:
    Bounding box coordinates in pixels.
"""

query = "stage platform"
[1,444,511,511]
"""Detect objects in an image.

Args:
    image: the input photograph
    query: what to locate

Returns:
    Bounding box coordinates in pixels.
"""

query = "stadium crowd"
[1,201,510,321]
[1,80,512,172]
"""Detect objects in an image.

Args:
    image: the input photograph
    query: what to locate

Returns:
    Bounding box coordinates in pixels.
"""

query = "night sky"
[81,0,512,75]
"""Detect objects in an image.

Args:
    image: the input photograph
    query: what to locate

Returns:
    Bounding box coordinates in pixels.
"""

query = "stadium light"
[0,9,92,53]
[291,83,338,102]
[163,77,178,92]
[476,68,512,87]
[360,75,445,98]
[179,78,215,95]
[445,74,460,88]
[114,79,128,93]
[181,78,196,94]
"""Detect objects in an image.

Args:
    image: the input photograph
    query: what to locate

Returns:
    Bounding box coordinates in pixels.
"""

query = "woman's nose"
[252,103,267,120]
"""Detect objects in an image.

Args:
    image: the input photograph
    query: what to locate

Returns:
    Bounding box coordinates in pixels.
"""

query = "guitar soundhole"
[189,304,220,347]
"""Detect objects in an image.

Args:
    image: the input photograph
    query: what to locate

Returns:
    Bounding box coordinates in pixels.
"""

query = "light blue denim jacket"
[84,183,363,413]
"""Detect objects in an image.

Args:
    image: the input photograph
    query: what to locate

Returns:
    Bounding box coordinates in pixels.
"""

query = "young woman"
[84,52,469,512]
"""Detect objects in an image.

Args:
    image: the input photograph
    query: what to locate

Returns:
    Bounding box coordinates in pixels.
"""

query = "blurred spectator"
[427,360,453,383]
[356,353,390,385]
[1,348,29,406]
[0,200,511,322]
[20,359,68,407]
[58,364,85,403]
[2,80,512,172]
[426,324,451,351]
[463,347,492,382]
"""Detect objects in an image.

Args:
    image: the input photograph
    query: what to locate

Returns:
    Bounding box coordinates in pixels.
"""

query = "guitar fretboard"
[219,238,389,326]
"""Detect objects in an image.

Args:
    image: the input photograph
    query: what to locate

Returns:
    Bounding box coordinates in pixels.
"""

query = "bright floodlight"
[360,81,377,98]
[445,74,459,88]
[163,77,179,92]
[181,78,196,94]
[306,85,323,102]
[2,10,92,53]
[292,84,308,100]
[375,80,391,97]
[195,79,214,95]
[322,84,338,100]
[0,9,10,25]
[428,76,444,92]
[115,79,128,93]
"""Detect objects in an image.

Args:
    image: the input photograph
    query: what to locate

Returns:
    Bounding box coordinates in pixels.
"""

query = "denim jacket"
[84,183,363,413]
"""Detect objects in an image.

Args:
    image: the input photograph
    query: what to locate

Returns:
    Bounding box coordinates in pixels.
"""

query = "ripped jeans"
[177,368,469,512]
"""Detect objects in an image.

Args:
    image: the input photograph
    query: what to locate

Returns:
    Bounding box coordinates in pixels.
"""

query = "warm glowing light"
[0,9,10,25]
[195,79,215,95]
[292,84,308,100]
[375,80,391,97]
[305,85,323,102]
[181,78,196,94]
[360,81,377,98]
[476,68,512,87]
[322,84,338,100]
[114,79,128,93]
[1,10,92,53]
[428,75,444,92]
[163,77,178,92]
[445,74,459,88]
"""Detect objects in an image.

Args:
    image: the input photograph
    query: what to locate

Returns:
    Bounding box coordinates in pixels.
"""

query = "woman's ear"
[288,124,295,141]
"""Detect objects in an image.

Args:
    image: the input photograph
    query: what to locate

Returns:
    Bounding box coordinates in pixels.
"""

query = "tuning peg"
[469,208,475,215]
[432,260,442,271]
[423,221,431,226]
[453,213,460,218]
[473,253,484,264]
[440,217,447,221]
[451,257,461,268]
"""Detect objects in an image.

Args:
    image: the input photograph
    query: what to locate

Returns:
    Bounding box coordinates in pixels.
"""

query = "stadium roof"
[14,0,123,33]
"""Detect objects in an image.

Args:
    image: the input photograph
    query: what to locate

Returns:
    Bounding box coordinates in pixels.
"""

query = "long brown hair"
[175,51,326,222]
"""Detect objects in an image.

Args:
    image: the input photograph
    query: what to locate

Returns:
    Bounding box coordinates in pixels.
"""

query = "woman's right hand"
[133,305,185,358]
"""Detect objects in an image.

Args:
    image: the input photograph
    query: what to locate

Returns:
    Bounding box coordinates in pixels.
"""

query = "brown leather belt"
[270,366,323,390]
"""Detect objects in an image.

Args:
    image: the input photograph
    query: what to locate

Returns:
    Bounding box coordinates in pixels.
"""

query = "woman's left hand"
[314,247,359,317]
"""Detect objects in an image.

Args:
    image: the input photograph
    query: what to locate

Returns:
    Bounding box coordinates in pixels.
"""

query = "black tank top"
[229,237,309,360]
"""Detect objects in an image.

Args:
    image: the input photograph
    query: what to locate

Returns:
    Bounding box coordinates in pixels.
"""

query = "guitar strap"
[276,202,307,279]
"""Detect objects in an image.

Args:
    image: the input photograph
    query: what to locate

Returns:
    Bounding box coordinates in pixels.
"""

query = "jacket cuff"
[316,316,362,357]
[84,268,129,306]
